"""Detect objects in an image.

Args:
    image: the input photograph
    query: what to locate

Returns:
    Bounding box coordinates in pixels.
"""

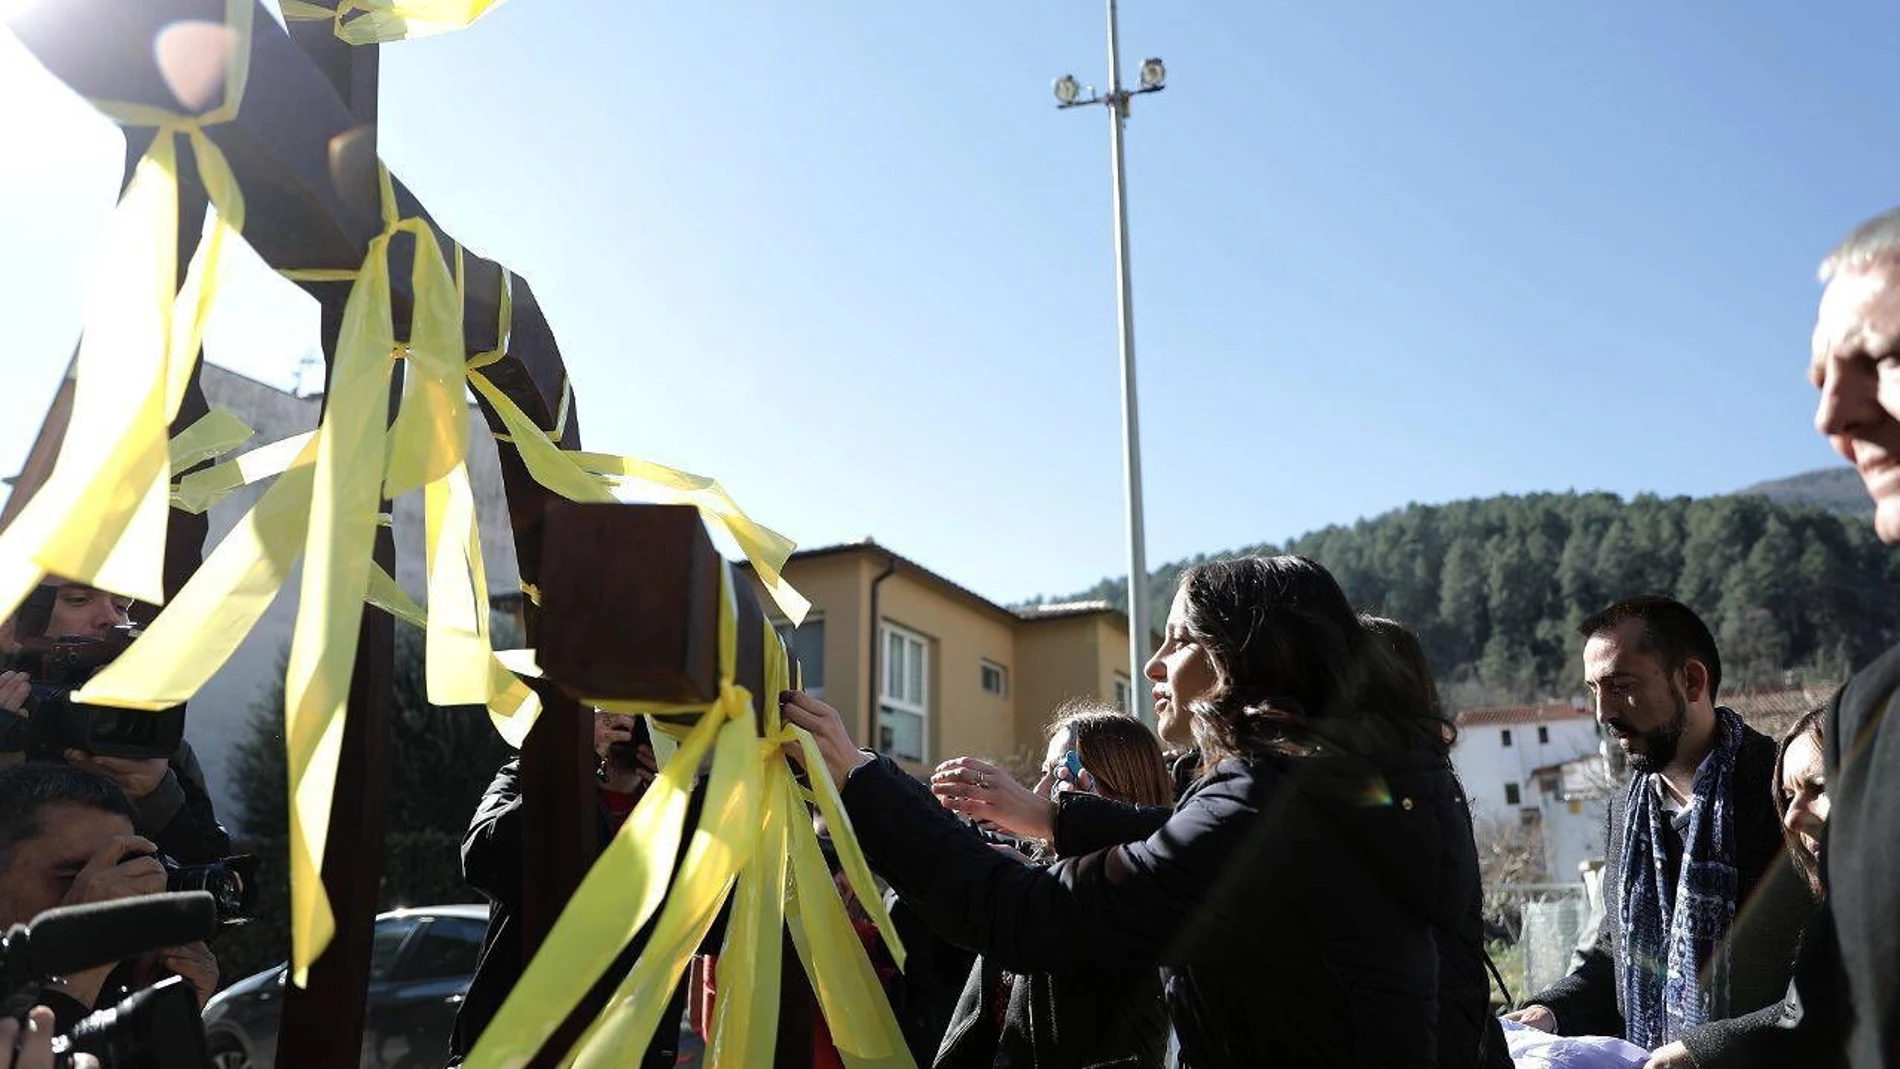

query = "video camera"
[0,626,186,761]
[126,853,259,927]
[0,892,219,1069]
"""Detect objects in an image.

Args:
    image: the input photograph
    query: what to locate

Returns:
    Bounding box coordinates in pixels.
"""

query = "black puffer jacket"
[842,747,1488,1069]
[934,949,1167,1069]
[1053,787,1509,1069]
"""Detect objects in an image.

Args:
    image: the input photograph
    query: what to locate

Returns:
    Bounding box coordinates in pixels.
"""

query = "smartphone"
[1062,750,1086,780]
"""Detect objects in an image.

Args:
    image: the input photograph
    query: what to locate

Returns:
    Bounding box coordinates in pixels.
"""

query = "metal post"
[1104,0,1152,722]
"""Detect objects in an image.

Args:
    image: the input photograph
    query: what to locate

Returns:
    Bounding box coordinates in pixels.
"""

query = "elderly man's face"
[1812,262,1900,542]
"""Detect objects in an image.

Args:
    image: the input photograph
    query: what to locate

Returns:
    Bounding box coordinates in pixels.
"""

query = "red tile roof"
[1454,702,1592,728]
[1453,681,1841,736]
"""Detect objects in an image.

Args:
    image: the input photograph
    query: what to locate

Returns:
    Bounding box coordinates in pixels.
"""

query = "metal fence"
[1485,881,1595,1003]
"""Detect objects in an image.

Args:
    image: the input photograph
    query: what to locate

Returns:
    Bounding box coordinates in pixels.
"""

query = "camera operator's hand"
[0,1007,98,1069]
[63,750,169,802]
[55,835,165,1010]
[65,834,165,906]
[142,942,218,1009]
[0,671,28,716]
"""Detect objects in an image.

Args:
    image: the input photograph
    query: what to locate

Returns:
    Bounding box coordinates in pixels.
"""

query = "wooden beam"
[7,6,808,1065]
[271,21,390,1069]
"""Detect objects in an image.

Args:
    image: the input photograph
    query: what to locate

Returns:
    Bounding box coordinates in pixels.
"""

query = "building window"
[1504,782,1521,806]
[1537,725,1550,745]
[980,659,1008,697]
[774,618,825,697]
[1500,729,1513,747]
[1113,673,1132,714]
[878,623,929,763]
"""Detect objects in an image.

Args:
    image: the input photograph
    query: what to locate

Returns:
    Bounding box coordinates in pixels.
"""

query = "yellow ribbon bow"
[278,0,509,44]
[0,0,252,622]
[468,564,911,1069]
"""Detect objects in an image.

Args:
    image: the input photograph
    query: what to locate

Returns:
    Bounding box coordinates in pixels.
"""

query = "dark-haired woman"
[783,555,1490,1068]
[1773,708,1828,903]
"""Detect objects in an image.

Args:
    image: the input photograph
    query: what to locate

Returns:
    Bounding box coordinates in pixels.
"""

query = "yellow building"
[739,541,1153,777]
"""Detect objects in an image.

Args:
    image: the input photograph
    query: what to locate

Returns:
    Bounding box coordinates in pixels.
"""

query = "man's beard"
[1622,684,1689,775]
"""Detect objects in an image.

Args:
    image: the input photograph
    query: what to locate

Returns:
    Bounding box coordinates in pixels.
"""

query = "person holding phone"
[928,702,1172,1069]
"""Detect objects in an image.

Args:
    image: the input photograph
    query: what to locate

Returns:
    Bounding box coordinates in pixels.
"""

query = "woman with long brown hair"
[782,555,1489,1068]
[1774,707,1829,902]
[932,701,1171,1069]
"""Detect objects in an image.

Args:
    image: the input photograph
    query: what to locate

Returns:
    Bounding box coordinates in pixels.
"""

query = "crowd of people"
[754,204,1900,1068]
[4,205,1900,1069]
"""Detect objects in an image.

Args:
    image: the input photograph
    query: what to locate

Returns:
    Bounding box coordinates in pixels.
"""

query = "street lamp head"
[1053,73,1081,105]
[1139,57,1166,90]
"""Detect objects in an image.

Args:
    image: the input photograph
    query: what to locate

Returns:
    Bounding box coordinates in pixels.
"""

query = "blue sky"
[0,1,1889,607]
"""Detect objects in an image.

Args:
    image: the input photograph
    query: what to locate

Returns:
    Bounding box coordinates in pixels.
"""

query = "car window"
[398,917,486,981]
[369,916,425,981]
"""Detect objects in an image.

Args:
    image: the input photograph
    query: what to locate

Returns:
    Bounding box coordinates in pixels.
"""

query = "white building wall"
[1536,781,1610,882]
[1450,713,1601,824]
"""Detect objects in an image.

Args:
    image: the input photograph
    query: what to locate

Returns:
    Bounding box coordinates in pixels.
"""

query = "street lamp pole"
[1053,5,1165,724]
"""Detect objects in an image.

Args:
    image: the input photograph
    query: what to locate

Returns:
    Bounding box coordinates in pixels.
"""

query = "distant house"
[1456,680,1841,884]
[1529,751,1616,882]
[1451,701,1601,824]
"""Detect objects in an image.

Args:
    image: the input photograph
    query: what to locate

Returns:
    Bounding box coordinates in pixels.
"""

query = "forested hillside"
[1042,492,1900,707]
[1739,467,1875,516]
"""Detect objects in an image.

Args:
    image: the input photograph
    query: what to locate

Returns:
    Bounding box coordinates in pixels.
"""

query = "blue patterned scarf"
[1617,706,1743,1051]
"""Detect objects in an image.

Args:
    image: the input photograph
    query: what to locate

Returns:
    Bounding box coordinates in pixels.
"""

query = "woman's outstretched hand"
[779,690,873,785]
[931,758,1056,845]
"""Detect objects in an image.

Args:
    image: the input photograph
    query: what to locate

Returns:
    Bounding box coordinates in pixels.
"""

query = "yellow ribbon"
[168,408,256,472]
[169,431,314,515]
[468,565,910,1069]
[460,358,809,623]
[278,0,509,44]
[0,0,251,621]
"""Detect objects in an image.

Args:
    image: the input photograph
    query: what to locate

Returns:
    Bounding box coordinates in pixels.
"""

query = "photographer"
[450,711,690,1069]
[0,581,229,864]
[0,763,217,1031]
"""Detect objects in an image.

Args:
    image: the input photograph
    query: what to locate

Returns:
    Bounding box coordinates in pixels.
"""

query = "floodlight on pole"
[1051,0,1167,727]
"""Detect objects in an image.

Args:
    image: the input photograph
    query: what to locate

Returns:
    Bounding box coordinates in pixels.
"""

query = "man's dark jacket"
[138,739,230,864]
[1524,712,1812,1065]
[842,748,1488,1069]
[448,759,690,1068]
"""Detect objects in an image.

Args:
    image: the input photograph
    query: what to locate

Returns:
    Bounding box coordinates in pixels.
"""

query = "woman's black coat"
[841,748,1489,1069]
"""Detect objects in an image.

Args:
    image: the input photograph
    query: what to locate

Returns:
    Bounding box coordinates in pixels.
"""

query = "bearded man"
[1506,595,1810,1068]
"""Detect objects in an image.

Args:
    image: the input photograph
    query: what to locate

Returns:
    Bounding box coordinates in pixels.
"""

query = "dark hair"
[1176,556,1427,765]
[1360,614,1457,755]
[1773,706,1828,901]
[1047,700,1172,807]
[1578,595,1722,702]
[0,763,136,871]
[9,584,57,641]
